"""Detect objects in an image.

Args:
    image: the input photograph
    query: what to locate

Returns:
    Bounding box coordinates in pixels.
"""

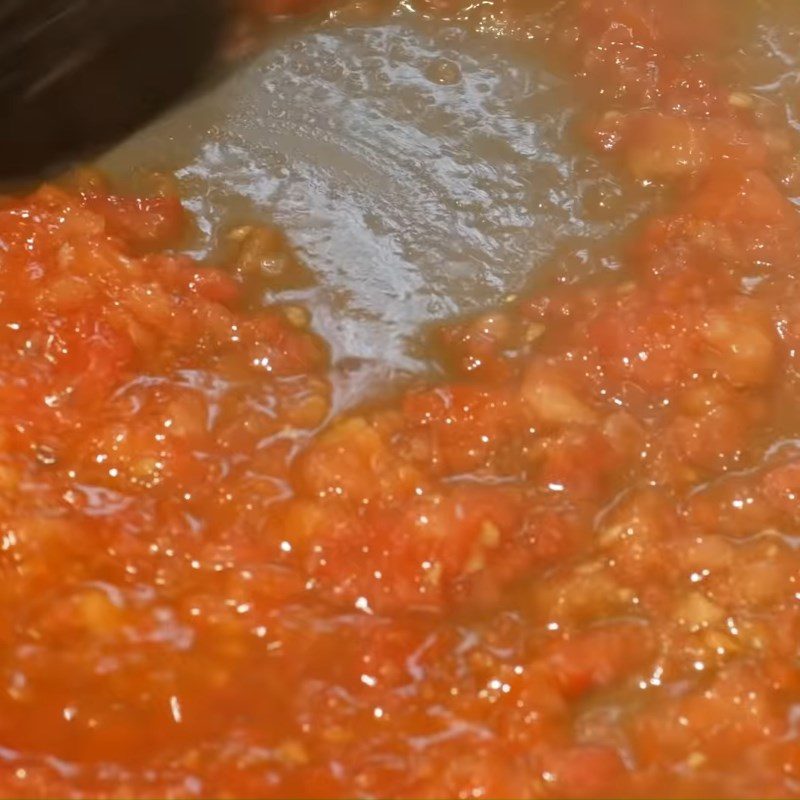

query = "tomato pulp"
[2,1,800,798]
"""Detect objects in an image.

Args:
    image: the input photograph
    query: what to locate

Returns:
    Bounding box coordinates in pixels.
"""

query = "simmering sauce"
[3,1,800,797]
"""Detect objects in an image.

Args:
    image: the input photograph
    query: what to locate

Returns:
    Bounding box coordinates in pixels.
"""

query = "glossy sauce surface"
[3,1,800,798]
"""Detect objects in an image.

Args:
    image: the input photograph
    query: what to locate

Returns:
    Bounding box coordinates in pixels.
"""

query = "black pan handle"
[0,0,227,179]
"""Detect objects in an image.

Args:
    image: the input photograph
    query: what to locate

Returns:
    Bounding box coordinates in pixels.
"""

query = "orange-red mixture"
[2,1,800,797]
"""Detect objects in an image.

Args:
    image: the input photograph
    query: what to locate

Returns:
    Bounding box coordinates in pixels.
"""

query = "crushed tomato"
[1,0,800,798]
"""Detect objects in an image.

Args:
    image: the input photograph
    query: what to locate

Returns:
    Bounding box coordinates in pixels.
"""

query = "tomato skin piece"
[590,112,769,181]
[153,256,242,307]
[558,0,730,111]
[277,482,582,613]
[402,383,522,475]
[541,745,630,799]
[633,167,800,285]
[534,427,622,499]
[634,662,793,770]
[760,461,800,521]
[684,167,800,238]
[544,623,656,699]
[81,193,186,249]
[569,0,728,57]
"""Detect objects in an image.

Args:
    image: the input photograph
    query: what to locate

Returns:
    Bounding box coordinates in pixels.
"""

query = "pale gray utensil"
[100,8,655,407]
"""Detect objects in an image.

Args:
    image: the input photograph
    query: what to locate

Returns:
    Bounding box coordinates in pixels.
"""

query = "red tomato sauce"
[2,1,800,798]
